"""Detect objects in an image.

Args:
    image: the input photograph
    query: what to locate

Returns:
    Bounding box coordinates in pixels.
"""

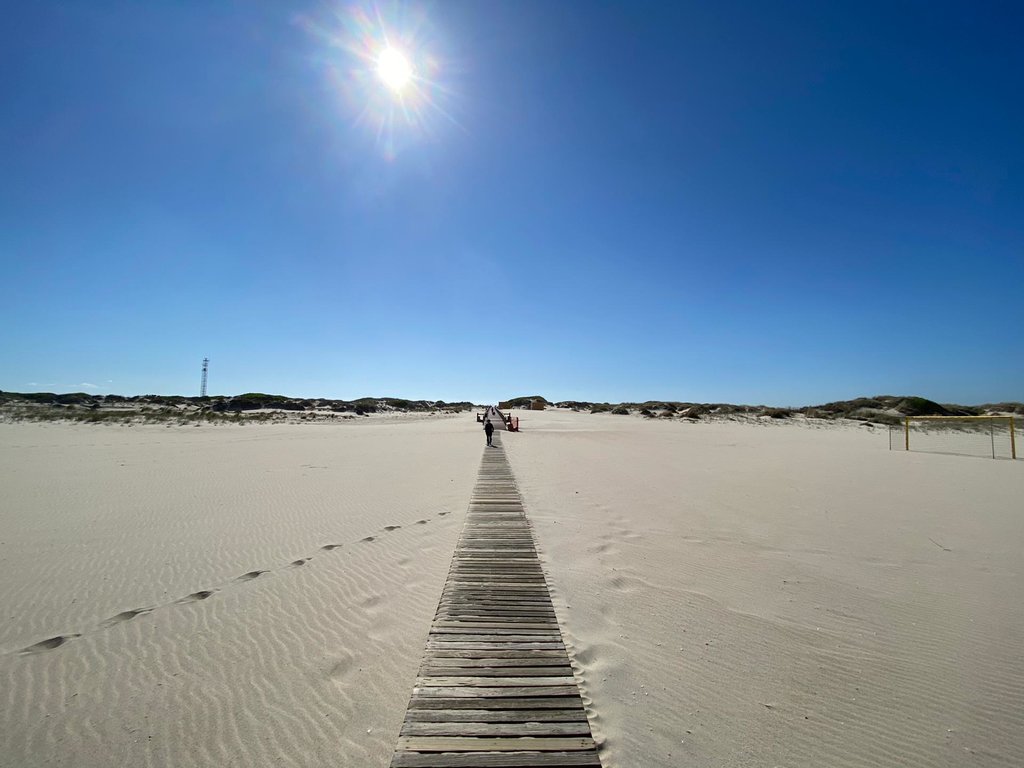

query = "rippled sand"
[2,412,1022,767]
[504,410,1024,768]
[0,417,477,767]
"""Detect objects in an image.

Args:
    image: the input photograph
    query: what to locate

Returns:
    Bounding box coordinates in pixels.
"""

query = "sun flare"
[377,47,412,92]
[301,2,458,160]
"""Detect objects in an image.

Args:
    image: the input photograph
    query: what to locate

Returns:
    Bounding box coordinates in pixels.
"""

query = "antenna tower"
[200,357,209,397]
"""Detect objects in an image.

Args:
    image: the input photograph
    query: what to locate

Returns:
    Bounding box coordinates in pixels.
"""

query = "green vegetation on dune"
[503,396,549,408]
[0,391,473,425]
[555,394,1020,423]
[0,390,1017,426]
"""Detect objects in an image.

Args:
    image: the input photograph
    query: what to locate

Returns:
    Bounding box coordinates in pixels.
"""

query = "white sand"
[0,417,478,767]
[1,411,1022,767]
[504,410,1024,767]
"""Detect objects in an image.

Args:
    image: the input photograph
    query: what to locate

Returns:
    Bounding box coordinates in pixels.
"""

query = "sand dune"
[2,411,1022,767]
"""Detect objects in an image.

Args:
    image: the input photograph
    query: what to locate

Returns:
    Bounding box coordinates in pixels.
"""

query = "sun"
[377,47,412,93]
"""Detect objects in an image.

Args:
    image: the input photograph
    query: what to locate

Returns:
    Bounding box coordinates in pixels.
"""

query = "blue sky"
[1,1,1021,406]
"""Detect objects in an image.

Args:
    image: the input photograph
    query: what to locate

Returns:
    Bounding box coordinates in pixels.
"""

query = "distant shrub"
[20,392,59,404]
[611,406,630,415]
[765,408,793,419]
[59,393,96,405]
[871,413,903,426]
[506,396,549,408]
[640,408,655,418]
[897,397,948,417]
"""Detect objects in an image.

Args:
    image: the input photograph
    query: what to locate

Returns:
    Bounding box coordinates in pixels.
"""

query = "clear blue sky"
[1,1,1021,406]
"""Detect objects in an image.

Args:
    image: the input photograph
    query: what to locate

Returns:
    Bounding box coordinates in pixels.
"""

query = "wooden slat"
[407,697,586,711]
[405,709,588,723]
[396,736,596,752]
[420,668,575,678]
[423,650,568,659]
[417,677,578,687]
[401,722,592,737]
[413,686,580,698]
[390,435,599,767]
[392,752,602,767]
[421,658,572,668]
[432,626,561,630]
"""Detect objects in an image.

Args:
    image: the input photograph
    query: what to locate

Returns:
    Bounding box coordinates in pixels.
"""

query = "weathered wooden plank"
[405,709,588,723]
[420,667,574,678]
[442,593,550,598]
[447,572,543,576]
[401,722,592,737]
[395,736,596,752]
[392,753,601,767]
[436,607,557,614]
[421,651,573,663]
[435,617,557,623]
[434,621,558,628]
[434,611,554,618]
[430,635,563,643]
[438,599,554,606]
[431,617,558,625]
[407,697,585,711]
[439,600,553,606]
[417,677,578,688]
[427,637,563,645]
[444,587,548,592]
[413,686,579,698]
[436,611,554,617]
[421,657,572,668]
[425,642,565,651]
[437,601,555,607]
[446,573,544,581]
[435,617,557,624]
[448,569,543,574]
[431,629,562,637]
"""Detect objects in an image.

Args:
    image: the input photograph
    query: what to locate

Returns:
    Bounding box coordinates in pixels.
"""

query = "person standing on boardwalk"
[484,418,494,447]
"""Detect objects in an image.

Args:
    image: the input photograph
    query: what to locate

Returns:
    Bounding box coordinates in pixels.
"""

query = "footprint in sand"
[180,590,216,603]
[328,654,355,681]
[290,558,310,566]
[361,536,375,543]
[320,544,342,551]
[438,511,450,517]
[236,570,267,581]
[383,525,401,532]
[103,608,152,627]
[22,634,81,654]
[415,519,428,525]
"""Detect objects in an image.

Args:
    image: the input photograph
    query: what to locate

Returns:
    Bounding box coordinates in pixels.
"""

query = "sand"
[1,410,1022,767]
[0,416,477,767]
[504,410,1024,767]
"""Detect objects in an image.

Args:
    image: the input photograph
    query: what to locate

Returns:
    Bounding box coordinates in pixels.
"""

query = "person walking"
[484,418,494,447]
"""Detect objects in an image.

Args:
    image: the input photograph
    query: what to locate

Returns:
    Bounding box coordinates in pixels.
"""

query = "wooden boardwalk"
[390,434,600,767]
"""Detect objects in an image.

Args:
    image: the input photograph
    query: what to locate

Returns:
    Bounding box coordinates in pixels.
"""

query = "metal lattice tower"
[200,358,209,397]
